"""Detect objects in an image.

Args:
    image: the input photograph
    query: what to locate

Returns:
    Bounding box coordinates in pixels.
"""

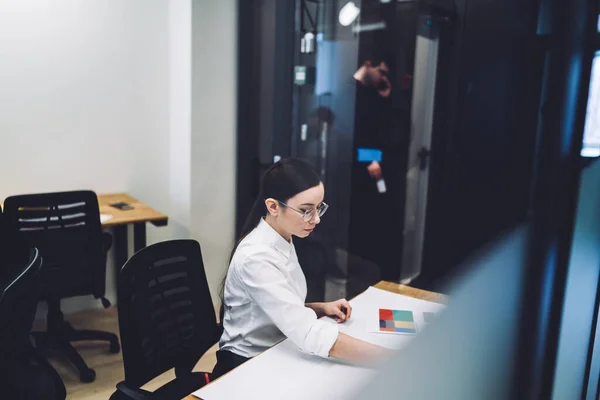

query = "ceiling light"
[339,2,360,27]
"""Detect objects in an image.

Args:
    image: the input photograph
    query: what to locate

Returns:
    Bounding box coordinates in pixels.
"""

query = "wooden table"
[2,192,169,269]
[372,281,446,304]
[183,280,446,400]
[98,193,168,227]
[97,193,168,270]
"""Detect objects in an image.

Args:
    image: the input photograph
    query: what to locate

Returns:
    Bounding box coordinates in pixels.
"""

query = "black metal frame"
[235,0,295,238]
[583,28,600,400]
[513,0,598,397]
[414,0,463,289]
[414,0,547,291]
[300,0,319,35]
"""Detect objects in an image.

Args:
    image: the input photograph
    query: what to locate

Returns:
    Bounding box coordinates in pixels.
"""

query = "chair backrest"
[0,247,43,354]
[2,191,105,298]
[117,239,222,387]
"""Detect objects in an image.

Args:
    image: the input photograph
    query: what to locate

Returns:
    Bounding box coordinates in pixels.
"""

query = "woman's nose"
[312,213,321,225]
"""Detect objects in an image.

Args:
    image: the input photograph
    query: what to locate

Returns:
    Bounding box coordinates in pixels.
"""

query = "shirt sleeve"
[234,248,339,358]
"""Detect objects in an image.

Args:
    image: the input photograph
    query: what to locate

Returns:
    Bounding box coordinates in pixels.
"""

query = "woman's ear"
[265,198,280,217]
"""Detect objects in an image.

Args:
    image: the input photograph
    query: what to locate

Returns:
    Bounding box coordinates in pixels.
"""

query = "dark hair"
[219,158,321,315]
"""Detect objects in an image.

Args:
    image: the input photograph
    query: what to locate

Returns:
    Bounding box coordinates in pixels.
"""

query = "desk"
[372,281,446,304]
[1,192,168,272]
[184,281,446,400]
[97,193,168,271]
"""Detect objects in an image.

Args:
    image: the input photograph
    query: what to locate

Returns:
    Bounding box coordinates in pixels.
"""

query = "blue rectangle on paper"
[357,148,382,163]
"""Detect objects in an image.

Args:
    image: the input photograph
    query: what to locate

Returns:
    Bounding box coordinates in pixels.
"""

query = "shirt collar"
[257,218,292,259]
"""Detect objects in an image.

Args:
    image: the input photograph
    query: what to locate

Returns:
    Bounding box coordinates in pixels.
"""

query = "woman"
[213,158,387,379]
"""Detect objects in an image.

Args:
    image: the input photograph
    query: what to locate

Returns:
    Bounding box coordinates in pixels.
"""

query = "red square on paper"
[379,308,393,320]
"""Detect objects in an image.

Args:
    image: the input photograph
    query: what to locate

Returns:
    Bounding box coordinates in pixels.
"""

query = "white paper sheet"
[100,214,113,223]
[334,287,445,350]
[192,286,446,400]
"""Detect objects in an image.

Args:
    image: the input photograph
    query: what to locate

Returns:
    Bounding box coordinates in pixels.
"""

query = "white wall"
[169,0,193,240]
[0,0,237,313]
[0,0,170,200]
[191,0,237,303]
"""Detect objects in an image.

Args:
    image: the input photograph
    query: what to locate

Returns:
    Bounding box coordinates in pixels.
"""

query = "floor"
[32,307,219,400]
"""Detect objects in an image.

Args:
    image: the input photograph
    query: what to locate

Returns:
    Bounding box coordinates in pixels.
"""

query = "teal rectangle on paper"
[393,310,414,322]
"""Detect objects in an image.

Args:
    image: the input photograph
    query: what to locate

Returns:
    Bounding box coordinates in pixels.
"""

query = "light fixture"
[301,32,315,54]
[339,2,360,27]
[353,21,387,33]
[581,146,600,157]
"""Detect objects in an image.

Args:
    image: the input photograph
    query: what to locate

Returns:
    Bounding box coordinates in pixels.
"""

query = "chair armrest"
[115,381,154,400]
[102,232,113,253]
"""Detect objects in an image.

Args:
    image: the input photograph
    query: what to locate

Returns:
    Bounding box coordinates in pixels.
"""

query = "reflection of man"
[353,60,392,98]
[349,54,405,282]
[353,59,391,184]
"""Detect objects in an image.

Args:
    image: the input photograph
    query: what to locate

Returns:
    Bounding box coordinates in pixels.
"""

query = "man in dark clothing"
[348,57,407,282]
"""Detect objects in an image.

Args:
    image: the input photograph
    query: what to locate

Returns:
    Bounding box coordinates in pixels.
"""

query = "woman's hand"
[323,299,352,323]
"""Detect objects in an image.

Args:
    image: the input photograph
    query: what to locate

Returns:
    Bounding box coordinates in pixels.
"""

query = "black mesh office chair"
[2,190,120,383]
[111,240,222,399]
[0,245,66,400]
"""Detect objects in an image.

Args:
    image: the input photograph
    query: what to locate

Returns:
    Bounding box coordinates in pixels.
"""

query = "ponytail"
[230,196,266,262]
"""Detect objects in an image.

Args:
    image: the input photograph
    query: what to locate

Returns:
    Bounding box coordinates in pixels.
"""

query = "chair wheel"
[80,368,96,383]
[101,297,112,309]
[110,340,121,354]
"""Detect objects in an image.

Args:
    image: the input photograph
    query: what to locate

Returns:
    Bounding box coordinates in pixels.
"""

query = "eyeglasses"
[278,201,329,222]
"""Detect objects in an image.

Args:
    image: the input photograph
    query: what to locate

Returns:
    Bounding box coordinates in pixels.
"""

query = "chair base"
[110,372,211,400]
[0,347,67,400]
[35,299,120,383]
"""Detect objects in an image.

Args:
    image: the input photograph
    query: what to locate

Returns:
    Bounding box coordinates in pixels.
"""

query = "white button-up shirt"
[219,218,339,359]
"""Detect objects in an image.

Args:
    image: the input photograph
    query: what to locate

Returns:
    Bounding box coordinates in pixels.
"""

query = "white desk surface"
[190,286,446,400]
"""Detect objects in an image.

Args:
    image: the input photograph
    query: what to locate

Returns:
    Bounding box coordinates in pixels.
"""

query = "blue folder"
[357,148,383,163]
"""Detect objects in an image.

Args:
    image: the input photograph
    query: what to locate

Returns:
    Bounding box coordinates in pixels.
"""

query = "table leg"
[113,225,129,272]
[134,222,147,253]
